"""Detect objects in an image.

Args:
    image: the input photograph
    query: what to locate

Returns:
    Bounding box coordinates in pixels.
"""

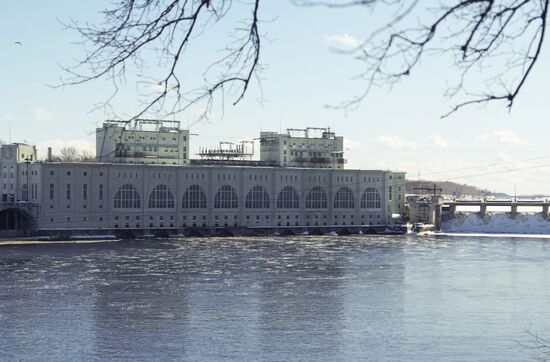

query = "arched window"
[361,187,381,209]
[148,184,174,208]
[306,186,327,209]
[182,185,207,209]
[214,185,238,208]
[114,184,141,209]
[334,186,354,209]
[277,186,299,209]
[245,186,270,208]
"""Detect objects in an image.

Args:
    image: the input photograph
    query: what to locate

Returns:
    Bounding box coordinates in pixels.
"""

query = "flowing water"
[1,235,549,361]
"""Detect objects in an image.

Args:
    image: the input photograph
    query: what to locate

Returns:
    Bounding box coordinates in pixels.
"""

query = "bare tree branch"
[60,0,548,120]
[517,326,550,361]
[60,146,80,162]
[57,0,262,122]
[303,0,549,117]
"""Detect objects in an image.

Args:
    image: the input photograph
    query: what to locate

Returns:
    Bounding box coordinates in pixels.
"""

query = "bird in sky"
[14,41,22,46]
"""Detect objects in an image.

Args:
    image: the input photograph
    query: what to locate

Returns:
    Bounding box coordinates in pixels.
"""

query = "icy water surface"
[1,235,550,361]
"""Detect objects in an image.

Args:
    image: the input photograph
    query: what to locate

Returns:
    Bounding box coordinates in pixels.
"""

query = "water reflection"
[88,241,190,360]
[255,237,347,360]
[0,244,99,360]
[0,236,549,361]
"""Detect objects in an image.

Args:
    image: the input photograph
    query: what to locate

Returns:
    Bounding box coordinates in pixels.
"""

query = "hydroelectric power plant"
[0,120,405,238]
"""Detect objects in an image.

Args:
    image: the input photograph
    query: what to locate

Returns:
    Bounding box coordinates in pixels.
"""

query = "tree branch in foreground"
[57,0,261,123]
[304,0,548,117]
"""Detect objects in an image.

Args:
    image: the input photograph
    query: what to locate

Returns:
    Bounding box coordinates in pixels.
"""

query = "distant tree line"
[406,180,495,198]
[51,146,95,163]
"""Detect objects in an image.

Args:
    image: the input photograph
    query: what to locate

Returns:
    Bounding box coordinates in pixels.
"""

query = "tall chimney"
[47,147,52,162]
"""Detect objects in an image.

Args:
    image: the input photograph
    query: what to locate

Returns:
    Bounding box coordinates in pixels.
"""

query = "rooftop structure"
[1,143,37,163]
[259,127,346,169]
[96,119,190,165]
[193,140,276,167]
[197,141,254,160]
[1,134,406,237]
[1,143,37,203]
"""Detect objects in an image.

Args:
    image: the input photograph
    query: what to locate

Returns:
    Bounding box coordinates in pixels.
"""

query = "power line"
[419,154,550,178]
[435,162,550,181]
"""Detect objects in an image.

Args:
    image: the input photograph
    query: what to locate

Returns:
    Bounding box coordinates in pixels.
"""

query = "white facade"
[38,163,402,230]
[1,128,407,236]
[388,171,407,217]
[260,128,345,168]
[1,161,405,234]
[1,143,37,203]
[96,120,190,165]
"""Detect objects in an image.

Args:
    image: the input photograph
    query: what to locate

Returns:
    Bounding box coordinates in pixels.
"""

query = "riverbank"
[0,238,121,246]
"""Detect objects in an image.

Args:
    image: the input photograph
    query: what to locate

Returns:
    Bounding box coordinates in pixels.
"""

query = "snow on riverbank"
[442,212,550,234]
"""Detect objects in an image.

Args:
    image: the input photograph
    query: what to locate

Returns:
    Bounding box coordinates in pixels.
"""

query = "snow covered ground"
[442,212,550,234]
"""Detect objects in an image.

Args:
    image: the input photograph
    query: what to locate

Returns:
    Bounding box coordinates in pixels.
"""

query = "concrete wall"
[29,162,405,232]
[259,131,345,168]
[96,124,189,165]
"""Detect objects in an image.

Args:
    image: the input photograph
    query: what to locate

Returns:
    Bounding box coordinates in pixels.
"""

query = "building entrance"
[0,208,35,237]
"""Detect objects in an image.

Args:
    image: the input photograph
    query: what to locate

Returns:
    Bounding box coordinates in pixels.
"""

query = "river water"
[1,235,549,361]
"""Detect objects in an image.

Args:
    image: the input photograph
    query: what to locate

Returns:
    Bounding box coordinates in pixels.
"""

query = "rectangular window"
[389,186,392,201]
[49,184,54,200]
[66,184,71,200]
[99,184,104,201]
[82,184,88,200]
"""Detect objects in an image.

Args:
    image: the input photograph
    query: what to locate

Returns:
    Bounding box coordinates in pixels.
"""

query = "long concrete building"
[0,121,405,237]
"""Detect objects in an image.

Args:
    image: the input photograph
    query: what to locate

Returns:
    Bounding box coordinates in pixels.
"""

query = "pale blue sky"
[1,1,549,194]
